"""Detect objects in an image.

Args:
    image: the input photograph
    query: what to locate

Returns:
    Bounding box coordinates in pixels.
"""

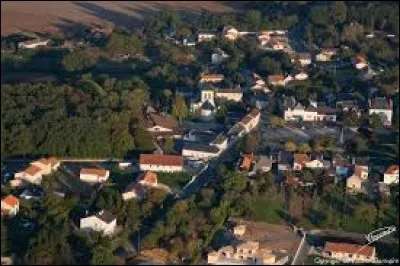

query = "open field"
[1,1,248,36]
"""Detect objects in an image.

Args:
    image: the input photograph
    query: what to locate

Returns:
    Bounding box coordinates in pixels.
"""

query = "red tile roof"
[385,165,399,174]
[2,195,19,207]
[24,165,44,176]
[324,242,375,257]
[139,154,183,167]
[294,154,311,165]
[240,154,255,170]
[268,75,284,82]
[80,168,108,177]
[140,171,158,185]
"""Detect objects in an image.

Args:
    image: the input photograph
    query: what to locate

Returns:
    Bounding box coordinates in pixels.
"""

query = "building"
[269,39,285,50]
[79,168,110,183]
[14,157,60,185]
[144,111,180,137]
[182,142,220,160]
[80,210,117,236]
[294,53,312,66]
[197,30,217,42]
[239,154,255,171]
[238,109,261,133]
[215,89,244,102]
[336,100,361,115]
[368,97,393,126]
[293,70,309,81]
[283,99,337,122]
[211,48,230,65]
[353,54,368,70]
[293,154,311,171]
[383,165,399,184]
[210,133,228,152]
[323,242,376,263]
[254,156,273,173]
[346,165,369,192]
[1,195,20,217]
[139,154,184,172]
[18,39,50,49]
[122,183,146,201]
[268,75,286,86]
[315,48,336,62]
[199,73,225,84]
[304,155,324,169]
[138,171,158,187]
[207,241,289,265]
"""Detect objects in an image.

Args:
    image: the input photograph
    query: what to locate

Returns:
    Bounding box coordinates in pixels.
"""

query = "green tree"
[222,171,247,193]
[330,1,347,24]
[285,140,297,152]
[62,48,100,72]
[172,95,189,122]
[91,241,118,265]
[245,10,262,30]
[270,116,285,128]
[1,221,7,255]
[369,114,384,128]
[297,142,312,154]
[105,32,143,57]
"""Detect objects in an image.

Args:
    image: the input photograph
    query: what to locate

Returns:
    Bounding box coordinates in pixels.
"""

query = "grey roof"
[95,210,116,224]
[256,156,273,168]
[184,142,220,153]
[202,100,215,110]
[279,151,294,165]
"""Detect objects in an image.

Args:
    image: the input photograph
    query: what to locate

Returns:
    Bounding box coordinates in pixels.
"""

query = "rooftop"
[95,210,116,224]
[294,153,311,165]
[369,97,392,110]
[80,168,108,177]
[139,154,183,167]
[2,195,19,207]
[385,165,399,174]
[324,242,375,257]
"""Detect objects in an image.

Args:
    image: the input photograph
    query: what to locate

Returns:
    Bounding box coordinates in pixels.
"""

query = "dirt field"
[1,1,248,36]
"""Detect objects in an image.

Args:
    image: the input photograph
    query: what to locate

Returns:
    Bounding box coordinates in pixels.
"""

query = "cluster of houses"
[207,224,289,265]
[12,157,60,186]
[236,150,398,195]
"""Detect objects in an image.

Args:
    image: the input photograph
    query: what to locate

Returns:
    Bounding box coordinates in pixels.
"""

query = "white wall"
[384,173,399,184]
[182,149,219,160]
[140,164,183,172]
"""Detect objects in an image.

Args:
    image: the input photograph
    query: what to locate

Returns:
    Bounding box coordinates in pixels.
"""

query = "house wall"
[305,160,324,168]
[197,34,215,42]
[80,216,116,235]
[384,173,399,184]
[293,162,304,171]
[147,125,173,132]
[215,92,243,102]
[182,149,219,160]
[140,164,183,172]
[80,172,109,183]
[346,176,362,191]
[14,171,43,184]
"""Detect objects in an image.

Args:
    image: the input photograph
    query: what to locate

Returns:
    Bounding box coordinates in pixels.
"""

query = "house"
[180,34,196,46]
[278,151,294,172]
[223,26,239,41]
[197,29,217,42]
[293,154,311,171]
[304,154,324,169]
[80,210,117,236]
[14,157,60,185]
[293,70,309,81]
[207,241,289,265]
[233,224,246,236]
[294,53,312,66]
[346,165,369,192]
[323,242,376,263]
[284,98,337,122]
[199,73,225,84]
[353,54,368,70]
[144,112,180,137]
[239,154,255,171]
[238,109,261,133]
[249,73,270,93]
[122,183,146,201]
[269,39,285,50]
[211,48,230,65]
[336,100,361,115]
[182,142,220,160]
[258,31,270,46]
[268,75,292,86]
[215,89,243,102]
[18,39,50,49]
[210,133,228,152]
[254,156,273,173]
[368,97,393,126]
[79,168,110,183]
[316,48,336,61]
[138,171,158,187]
[1,256,14,265]
[383,165,399,184]
[139,154,184,172]
[1,195,19,217]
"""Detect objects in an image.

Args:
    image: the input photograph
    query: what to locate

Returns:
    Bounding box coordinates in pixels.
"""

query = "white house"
[368,97,393,126]
[215,89,243,102]
[197,30,217,42]
[346,165,369,193]
[295,53,312,66]
[238,109,261,133]
[223,26,239,41]
[211,49,230,65]
[1,195,19,217]
[199,73,225,84]
[210,133,228,152]
[80,168,110,183]
[383,165,399,184]
[145,112,179,136]
[139,154,184,172]
[80,210,117,236]
[182,143,220,160]
[353,54,368,70]
[122,183,146,201]
[18,39,50,49]
[316,48,336,61]
[305,159,324,169]
[323,242,376,263]
[14,157,60,185]
[294,71,309,81]
[284,100,337,122]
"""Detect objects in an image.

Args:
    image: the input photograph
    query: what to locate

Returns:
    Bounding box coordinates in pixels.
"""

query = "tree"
[105,32,143,57]
[297,142,312,154]
[270,116,285,128]
[1,221,7,255]
[172,95,189,122]
[222,171,247,193]
[285,140,297,152]
[330,1,347,24]
[62,48,100,72]
[345,136,368,155]
[256,56,281,76]
[245,10,262,30]
[91,242,118,265]
[369,114,384,128]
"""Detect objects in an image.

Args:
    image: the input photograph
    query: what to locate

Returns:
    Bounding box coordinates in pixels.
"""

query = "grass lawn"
[249,196,285,224]
[157,172,192,189]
